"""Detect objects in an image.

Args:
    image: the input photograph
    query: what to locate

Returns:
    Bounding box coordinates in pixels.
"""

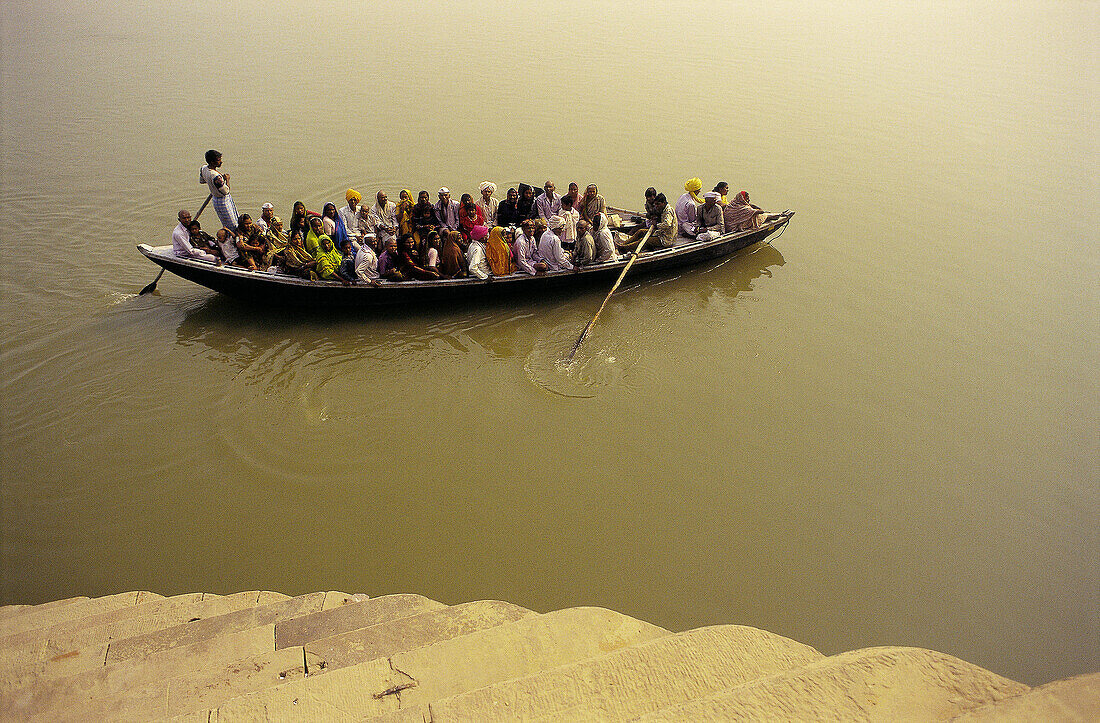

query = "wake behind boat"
[138,209,793,307]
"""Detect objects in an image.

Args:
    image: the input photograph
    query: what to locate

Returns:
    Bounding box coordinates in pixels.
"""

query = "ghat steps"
[0,591,1095,721]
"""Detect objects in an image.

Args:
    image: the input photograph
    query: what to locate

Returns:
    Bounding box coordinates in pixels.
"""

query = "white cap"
[438,187,450,195]
[261,202,274,210]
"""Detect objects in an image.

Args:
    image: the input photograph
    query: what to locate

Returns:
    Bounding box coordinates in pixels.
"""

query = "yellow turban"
[346,188,362,203]
[684,178,704,204]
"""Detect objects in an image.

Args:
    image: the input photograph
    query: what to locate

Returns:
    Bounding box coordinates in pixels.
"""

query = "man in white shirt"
[256,202,274,232]
[171,209,217,262]
[539,216,573,271]
[434,187,461,232]
[477,181,498,228]
[354,240,381,286]
[366,190,397,249]
[198,149,238,230]
[675,185,700,238]
[466,225,492,279]
[536,180,561,220]
[339,189,364,249]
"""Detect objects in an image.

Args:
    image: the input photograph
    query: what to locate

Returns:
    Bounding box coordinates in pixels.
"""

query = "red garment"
[458,204,485,238]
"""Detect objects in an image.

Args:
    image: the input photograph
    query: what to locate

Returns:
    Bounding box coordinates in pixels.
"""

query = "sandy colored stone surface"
[1,624,275,713]
[276,594,444,650]
[0,606,31,621]
[319,591,369,611]
[428,624,824,721]
[106,591,326,664]
[394,606,669,709]
[952,671,1100,722]
[198,655,404,721]
[0,591,159,638]
[640,646,1029,721]
[306,600,535,672]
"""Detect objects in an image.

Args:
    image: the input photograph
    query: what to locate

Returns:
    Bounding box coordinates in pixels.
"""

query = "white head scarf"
[479,181,496,194]
[548,215,564,230]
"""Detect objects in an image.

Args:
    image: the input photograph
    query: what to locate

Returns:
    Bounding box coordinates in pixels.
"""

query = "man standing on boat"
[199,150,238,231]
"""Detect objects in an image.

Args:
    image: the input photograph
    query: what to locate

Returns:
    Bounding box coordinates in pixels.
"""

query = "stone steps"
[950,671,1100,721]
[423,624,824,721]
[0,591,161,638]
[2,590,1090,721]
[637,646,1030,721]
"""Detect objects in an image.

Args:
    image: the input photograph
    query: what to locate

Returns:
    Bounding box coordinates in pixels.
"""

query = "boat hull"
[138,216,790,307]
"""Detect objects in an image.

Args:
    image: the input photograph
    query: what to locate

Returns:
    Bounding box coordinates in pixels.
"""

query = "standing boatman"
[199,149,238,231]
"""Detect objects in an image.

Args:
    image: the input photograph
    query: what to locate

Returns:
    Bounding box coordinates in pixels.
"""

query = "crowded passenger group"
[171,150,787,285]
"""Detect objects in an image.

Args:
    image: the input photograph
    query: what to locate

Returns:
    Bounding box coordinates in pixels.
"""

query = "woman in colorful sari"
[423,230,442,272]
[262,216,289,269]
[305,215,327,257]
[439,230,467,278]
[314,235,351,285]
[288,201,314,243]
[458,193,485,238]
[281,230,317,279]
[396,189,416,236]
[397,233,440,280]
[485,226,515,275]
[321,202,351,252]
[722,190,774,232]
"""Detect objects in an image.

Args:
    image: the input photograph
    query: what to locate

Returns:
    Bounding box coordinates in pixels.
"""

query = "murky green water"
[1,0,1096,685]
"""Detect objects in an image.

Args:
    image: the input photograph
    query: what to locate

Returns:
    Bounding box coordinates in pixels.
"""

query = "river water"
[1,0,1096,686]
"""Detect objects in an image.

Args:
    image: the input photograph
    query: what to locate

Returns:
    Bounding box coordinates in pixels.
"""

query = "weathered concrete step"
[5,644,317,721]
[951,670,1100,721]
[105,591,329,665]
[306,600,535,672]
[276,594,445,650]
[425,624,824,721]
[195,606,668,721]
[1,624,277,718]
[0,591,291,692]
[0,605,30,621]
[0,591,161,638]
[0,592,207,652]
[638,646,1030,721]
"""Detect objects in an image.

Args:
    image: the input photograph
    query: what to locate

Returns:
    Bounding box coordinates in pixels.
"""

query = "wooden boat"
[137,208,793,306]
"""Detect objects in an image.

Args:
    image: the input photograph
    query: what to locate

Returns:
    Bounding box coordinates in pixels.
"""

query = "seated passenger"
[563,182,582,212]
[723,190,786,232]
[516,183,539,222]
[592,213,620,263]
[513,219,547,275]
[558,194,580,248]
[262,216,289,269]
[496,187,521,227]
[398,233,441,280]
[339,189,363,248]
[477,182,498,227]
[214,227,241,265]
[466,225,492,280]
[257,202,275,232]
[578,184,606,229]
[314,235,352,284]
[354,238,381,286]
[423,230,442,272]
[650,193,677,248]
[712,181,730,205]
[458,193,485,238]
[695,192,725,241]
[485,226,515,275]
[377,237,404,281]
[288,201,314,242]
[367,190,398,249]
[434,188,461,232]
[282,230,316,279]
[536,180,561,219]
[305,216,327,257]
[171,209,216,262]
[439,230,467,278]
[187,220,224,260]
[620,187,659,249]
[235,214,265,269]
[410,190,437,249]
[676,178,704,236]
[396,189,415,236]
[539,217,573,271]
[321,202,351,252]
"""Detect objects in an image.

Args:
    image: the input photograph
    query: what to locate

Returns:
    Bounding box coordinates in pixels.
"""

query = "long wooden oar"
[564,227,652,362]
[139,193,213,295]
